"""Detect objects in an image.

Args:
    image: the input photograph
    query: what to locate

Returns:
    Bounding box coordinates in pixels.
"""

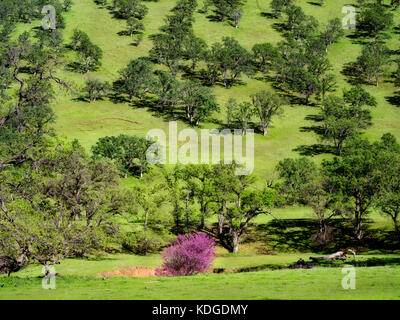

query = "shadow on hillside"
[307,1,322,6]
[292,143,334,156]
[243,217,400,255]
[341,61,366,85]
[385,92,400,107]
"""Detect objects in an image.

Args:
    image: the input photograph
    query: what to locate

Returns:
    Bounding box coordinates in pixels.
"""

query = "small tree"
[77,38,103,72]
[131,173,168,255]
[359,3,393,40]
[83,78,110,102]
[70,29,89,51]
[232,9,242,28]
[91,134,155,177]
[375,134,400,240]
[320,95,372,155]
[152,70,180,112]
[356,42,390,87]
[320,18,344,52]
[251,90,285,136]
[117,57,154,101]
[230,101,254,135]
[322,137,381,240]
[155,232,215,276]
[226,98,238,126]
[180,80,219,125]
[126,16,144,37]
[270,0,294,18]
[252,42,279,73]
[183,33,207,71]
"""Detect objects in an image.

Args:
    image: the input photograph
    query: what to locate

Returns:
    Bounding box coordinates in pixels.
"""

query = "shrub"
[155,232,215,276]
[121,232,169,255]
[83,78,110,102]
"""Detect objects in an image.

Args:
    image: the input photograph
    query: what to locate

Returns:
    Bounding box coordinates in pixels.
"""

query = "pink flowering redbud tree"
[155,232,216,276]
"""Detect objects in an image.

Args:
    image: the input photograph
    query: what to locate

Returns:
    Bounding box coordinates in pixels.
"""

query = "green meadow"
[2,0,400,300]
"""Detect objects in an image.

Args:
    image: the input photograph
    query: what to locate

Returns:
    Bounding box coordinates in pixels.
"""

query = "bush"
[155,232,215,276]
[121,232,168,255]
[83,78,110,102]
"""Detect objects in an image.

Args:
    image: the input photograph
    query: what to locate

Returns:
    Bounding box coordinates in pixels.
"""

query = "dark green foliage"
[205,37,253,87]
[355,42,390,87]
[252,42,279,73]
[270,0,295,18]
[117,57,154,101]
[152,70,181,111]
[322,137,382,240]
[91,134,156,177]
[276,157,318,205]
[275,38,332,104]
[251,90,286,136]
[209,0,246,23]
[319,94,373,155]
[113,0,148,19]
[83,78,111,102]
[359,3,393,40]
[180,80,219,125]
[70,29,103,72]
[229,100,254,134]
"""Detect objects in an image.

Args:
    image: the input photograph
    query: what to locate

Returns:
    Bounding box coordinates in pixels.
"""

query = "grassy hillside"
[35,0,400,177]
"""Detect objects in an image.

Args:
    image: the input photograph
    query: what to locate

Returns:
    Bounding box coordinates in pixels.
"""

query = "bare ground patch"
[97,266,155,278]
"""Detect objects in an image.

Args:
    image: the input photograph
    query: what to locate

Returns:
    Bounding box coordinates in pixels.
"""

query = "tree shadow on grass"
[341,61,367,86]
[385,92,400,107]
[243,217,400,256]
[130,96,189,123]
[307,1,322,6]
[259,12,275,19]
[292,144,334,156]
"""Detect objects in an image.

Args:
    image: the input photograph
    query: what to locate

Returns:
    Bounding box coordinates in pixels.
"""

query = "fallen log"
[309,249,356,262]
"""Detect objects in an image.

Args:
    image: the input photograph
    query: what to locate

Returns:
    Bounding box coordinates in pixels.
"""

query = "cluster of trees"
[264,3,344,103]
[0,27,125,271]
[350,2,393,86]
[112,57,218,125]
[126,163,275,254]
[95,0,148,44]
[277,133,400,243]
[149,0,200,74]
[3,0,400,277]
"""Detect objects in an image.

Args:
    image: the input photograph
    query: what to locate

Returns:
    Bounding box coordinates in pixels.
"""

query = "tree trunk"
[232,231,240,254]
[355,195,363,240]
[144,208,149,255]
[263,124,268,136]
[185,193,190,233]
[218,204,225,236]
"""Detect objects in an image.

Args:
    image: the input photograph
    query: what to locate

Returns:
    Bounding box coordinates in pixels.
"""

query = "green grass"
[1,253,400,299]
[1,265,400,299]
[25,0,399,177]
[5,0,400,300]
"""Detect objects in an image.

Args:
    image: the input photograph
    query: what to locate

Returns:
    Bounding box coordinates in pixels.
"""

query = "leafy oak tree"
[251,90,286,136]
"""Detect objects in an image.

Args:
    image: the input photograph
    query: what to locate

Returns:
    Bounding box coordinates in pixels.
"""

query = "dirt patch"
[97,266,155,278]
[73,118,140,127]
